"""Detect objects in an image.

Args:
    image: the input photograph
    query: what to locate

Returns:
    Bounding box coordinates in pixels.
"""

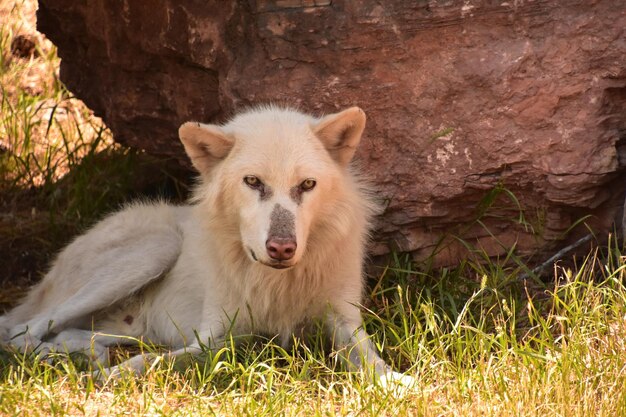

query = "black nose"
[266,237,297,261]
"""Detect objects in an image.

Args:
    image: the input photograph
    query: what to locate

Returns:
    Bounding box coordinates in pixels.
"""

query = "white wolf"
[0,106,412,385]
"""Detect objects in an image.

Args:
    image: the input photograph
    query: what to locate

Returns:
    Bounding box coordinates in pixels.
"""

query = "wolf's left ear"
[179,122,234,173]
[313,107,366,167]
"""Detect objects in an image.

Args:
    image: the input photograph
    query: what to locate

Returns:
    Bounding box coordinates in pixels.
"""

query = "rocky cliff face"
[37,0,626,265]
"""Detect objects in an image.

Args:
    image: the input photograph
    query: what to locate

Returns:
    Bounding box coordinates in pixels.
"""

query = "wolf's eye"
[300,178,316,191]
[244,176,262,188]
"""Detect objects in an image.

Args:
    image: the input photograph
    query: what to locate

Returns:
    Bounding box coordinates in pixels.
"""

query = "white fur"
[0,106,413,386]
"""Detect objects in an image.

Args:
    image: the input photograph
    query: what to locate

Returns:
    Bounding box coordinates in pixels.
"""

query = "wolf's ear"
[313,107,366,167]
[179,122,234,173]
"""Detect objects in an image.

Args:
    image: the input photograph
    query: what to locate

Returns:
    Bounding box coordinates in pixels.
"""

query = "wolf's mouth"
[249,248,293,270]
[265,263,292,270]
[259,259,294,270]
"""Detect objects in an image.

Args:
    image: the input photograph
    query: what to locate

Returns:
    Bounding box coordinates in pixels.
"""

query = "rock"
[37,0,626,266]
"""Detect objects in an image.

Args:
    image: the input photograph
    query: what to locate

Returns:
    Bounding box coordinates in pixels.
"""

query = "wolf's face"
[179,107,366,269]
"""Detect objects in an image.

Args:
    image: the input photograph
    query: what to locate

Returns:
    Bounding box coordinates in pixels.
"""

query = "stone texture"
[37,0,626,266]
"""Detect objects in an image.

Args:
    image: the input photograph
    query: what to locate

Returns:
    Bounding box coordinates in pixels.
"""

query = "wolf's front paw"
[378,371,417,395]
[92,354,154,384]
[7,333,53,357]
[92,365,122,385]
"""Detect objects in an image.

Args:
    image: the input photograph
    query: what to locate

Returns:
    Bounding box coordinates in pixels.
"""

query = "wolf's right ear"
[179,122,234,173]
[313,107,366,167]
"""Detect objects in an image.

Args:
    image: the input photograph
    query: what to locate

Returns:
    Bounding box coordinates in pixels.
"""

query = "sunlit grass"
[1,240,626,416]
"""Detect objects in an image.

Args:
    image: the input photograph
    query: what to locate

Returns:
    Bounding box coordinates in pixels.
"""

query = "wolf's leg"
[96,342,204,380]
[326,311,389,375]
[326,308,415,388]
[8,230,182,350]
[95,323,227,382]
[94,338,228,382]
[48,329,141,366]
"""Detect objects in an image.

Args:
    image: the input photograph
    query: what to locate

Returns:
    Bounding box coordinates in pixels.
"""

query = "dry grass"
[0,0,113,187]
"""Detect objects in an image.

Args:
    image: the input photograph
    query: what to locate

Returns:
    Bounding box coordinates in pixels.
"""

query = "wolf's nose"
[266,238,297,261]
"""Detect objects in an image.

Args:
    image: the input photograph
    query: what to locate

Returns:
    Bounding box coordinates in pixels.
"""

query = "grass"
[2,0,626,415]
[1,242,626,416]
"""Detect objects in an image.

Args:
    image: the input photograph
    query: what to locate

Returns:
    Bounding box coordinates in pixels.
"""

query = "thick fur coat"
[0,106,412,385]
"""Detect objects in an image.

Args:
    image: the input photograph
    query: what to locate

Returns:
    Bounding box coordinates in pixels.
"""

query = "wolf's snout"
[266,237,297,261]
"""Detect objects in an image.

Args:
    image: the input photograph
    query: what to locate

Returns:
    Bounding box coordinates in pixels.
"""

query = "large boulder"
[37,0,626,265]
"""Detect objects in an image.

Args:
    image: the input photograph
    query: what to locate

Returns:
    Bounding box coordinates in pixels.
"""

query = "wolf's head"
[179,106,368,270]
